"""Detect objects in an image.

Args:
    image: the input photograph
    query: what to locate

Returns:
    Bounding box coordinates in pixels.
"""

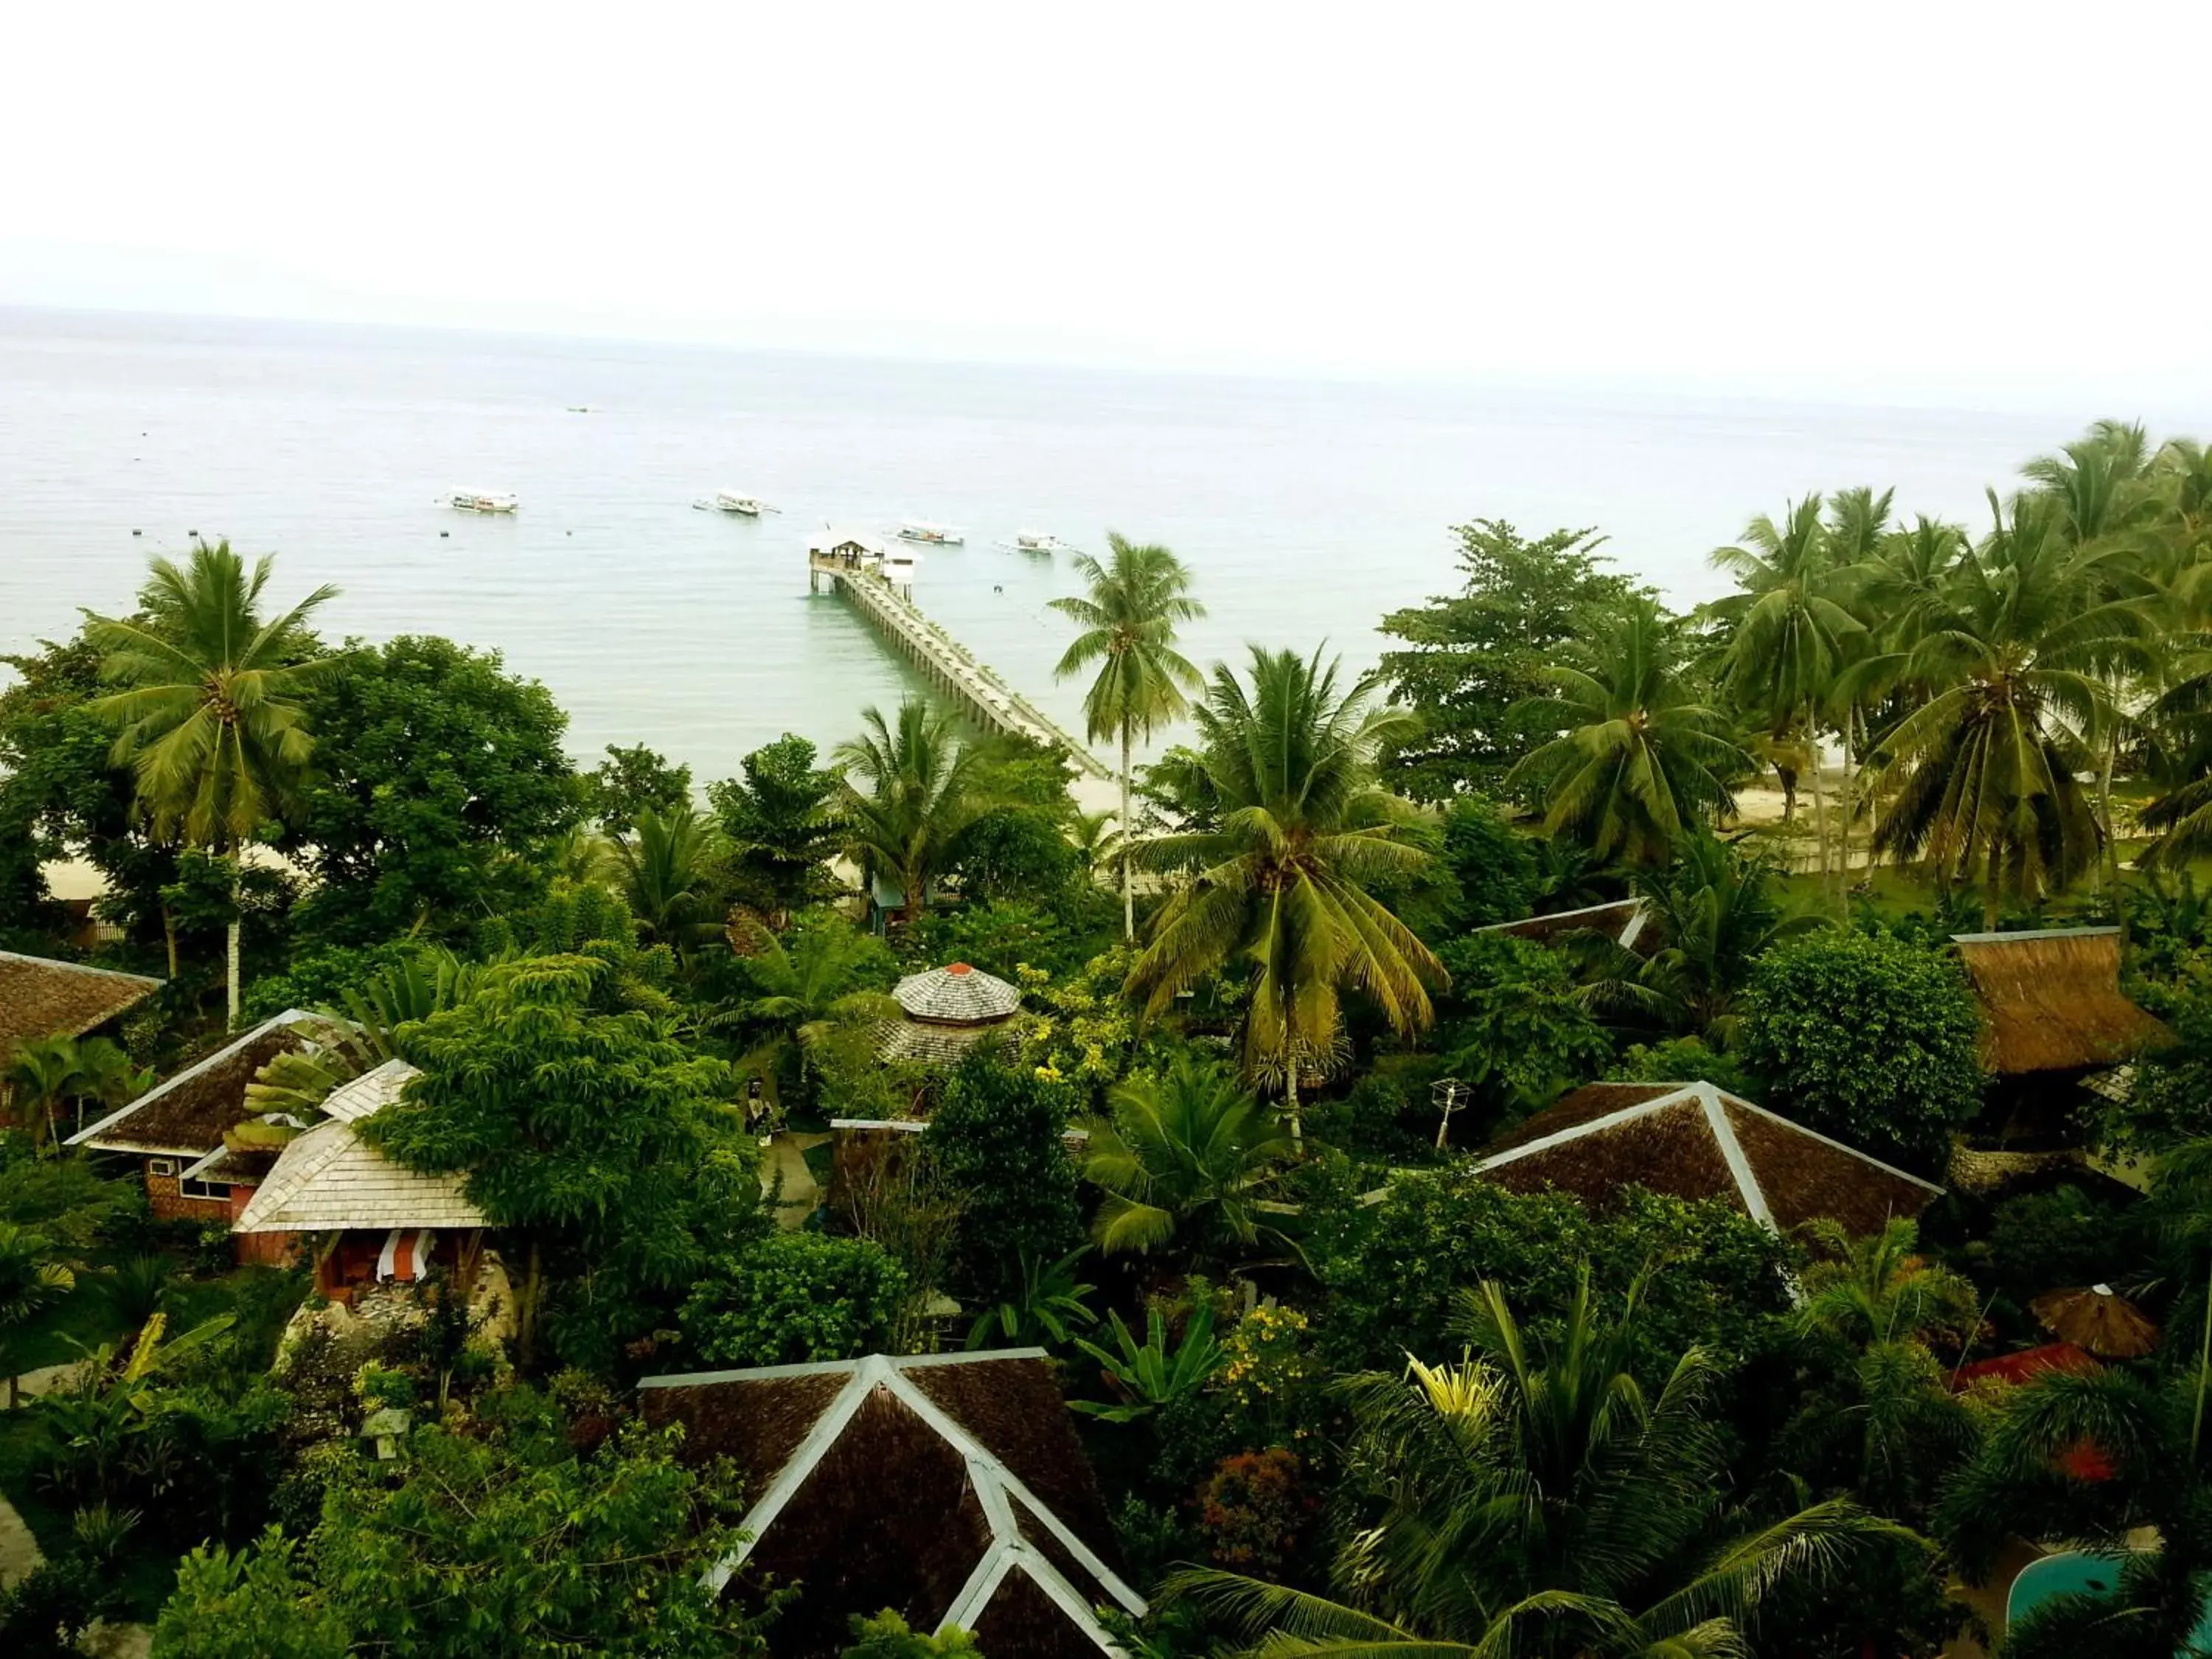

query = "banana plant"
[1071,1304,1223,1423]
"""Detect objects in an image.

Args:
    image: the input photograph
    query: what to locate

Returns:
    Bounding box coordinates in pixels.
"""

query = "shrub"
[678,1234,908,1368]
[1610,1035,1750,1096]
[1197,1447,1317,1574]
[1983,1183,2141,1307]
[1432,932,1612,1126]
[1439,796,1539,929]
[926,1049,1082,1301]
[1315,1166,1792,1380]
[1739,931,1983,1172]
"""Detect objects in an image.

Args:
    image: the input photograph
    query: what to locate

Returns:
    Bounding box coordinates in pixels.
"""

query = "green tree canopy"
[1377,519,1641,803]
[926,1048,1085,1301]
[708,733,841,919]
[581,741,692,831]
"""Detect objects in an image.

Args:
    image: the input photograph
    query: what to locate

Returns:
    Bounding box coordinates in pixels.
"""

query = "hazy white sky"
[5,1,2208,391]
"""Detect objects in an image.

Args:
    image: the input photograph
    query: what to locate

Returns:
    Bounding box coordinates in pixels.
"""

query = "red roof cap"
[947,961,973,975]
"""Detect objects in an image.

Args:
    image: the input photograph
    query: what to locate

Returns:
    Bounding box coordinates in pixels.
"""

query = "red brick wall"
[144,1166,231,1225]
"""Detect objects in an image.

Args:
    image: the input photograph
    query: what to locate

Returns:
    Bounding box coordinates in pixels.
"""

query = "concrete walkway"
[6,1360,93,1409]
[761,1131,828,1227]
[0,1490,40,1589]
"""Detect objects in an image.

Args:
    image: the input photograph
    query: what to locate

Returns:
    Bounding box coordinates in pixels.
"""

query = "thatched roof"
[1476,898,1654,953]
[1473,1080,1943,1236]
[639,1351,1141,1658]
[1952,927,2169,1077]
[234,1060,485,1234]
[0,950,161,1068]
[893,962,1021,1025]
[69,1009,325,1158]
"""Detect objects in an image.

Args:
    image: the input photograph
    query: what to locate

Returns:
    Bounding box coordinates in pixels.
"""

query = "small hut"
[232,1060,489,1305]
[639,1350,1143,1658]
[1464,1079,1943,1236]
[877,961,1022,1067]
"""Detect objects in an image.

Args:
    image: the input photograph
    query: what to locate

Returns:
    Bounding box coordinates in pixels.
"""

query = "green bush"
[1315,1165,1793,1380]
[1739,931,1983,1172]
[1431,932,1612,1125]
[926,1049,1083,1301]
[1983,1183,2141,1307]
[678,1234,908,1368]
[1610,1035,1750,1096]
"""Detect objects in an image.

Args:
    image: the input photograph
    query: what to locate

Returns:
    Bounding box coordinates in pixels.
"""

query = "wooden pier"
[810,550,1112,781]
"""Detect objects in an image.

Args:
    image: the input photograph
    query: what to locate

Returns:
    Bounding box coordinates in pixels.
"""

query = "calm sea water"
[0,307,2135,782]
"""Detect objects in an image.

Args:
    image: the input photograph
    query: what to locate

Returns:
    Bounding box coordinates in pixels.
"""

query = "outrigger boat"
[696,492,779,516]
[1004,529,1077,554]
[448,490,518,514]
[898,519,964,546]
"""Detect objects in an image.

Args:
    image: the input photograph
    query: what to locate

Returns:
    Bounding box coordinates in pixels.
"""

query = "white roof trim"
[69,1008,325,1151]
[1705,1087,1945,1195]
[1472,1085,1698,1172]
[688,1351,1145,1628]
[1695,1084,1773,1228]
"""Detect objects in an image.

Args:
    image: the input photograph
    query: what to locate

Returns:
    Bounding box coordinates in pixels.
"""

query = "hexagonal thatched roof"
[891,962,1020,1026]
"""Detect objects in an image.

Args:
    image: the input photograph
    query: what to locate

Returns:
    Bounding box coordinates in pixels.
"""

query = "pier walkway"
[810,552,1112,782]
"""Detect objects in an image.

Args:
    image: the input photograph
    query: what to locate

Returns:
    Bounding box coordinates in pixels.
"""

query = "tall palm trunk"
[226,858,243,1031]
[2096,720,2121,901]
[161,903,179,979]
[1806,728,1831,888]
[1282,1054,1301,1151]
[1119,725,1135,942]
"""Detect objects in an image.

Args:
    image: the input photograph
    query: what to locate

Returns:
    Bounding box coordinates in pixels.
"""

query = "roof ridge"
[1711,1089,1945,1194]
[1694,1085,1773,1227]
[0,950,163,987]
[1473,1085,1700,1172]
[67,1007,323,1148]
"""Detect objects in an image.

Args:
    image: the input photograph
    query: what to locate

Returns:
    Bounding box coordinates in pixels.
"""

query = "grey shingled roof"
[892,962,1020,1024]
[321,1059,415,1123]
[233,1060,485,1233]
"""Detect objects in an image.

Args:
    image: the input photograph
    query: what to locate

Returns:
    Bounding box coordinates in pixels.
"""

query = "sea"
[0,306,2180,786]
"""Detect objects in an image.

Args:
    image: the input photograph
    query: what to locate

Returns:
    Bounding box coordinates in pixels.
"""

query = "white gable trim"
[1694,1084,1772,1227]
[69,1008,324,1150]
[1472,1086,1700,1173]
[1709,1088,1945,1195]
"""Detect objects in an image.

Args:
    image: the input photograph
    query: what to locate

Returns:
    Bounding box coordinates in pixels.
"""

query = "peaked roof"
[640,1351,1141,1658]
[1475,897,1654,953]
[893,962,1021,1025]
[0,950,162,1068]
[233,1061,485,1233]
[1473,1080,1943,1235]
[69,1009,324,1157]
[1952,927,2169,1076]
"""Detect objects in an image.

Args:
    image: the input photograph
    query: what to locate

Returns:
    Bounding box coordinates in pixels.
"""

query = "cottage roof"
[1472,1080,1944,1236]
[69,1009,325,1158]
[0,950,162,1068]
[893,962,1020,1025]
[1952,927,2169,1076]
[1475,898,1654,953]
[321,1059,415,1123]
[233,1061,486,1233]
[640,1350,1141,1658]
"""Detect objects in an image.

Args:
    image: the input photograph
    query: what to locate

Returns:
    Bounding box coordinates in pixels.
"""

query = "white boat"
[1009,530,1077,554]
[898,519,964,546]
[448,490,518,514]
[708,492,779,516]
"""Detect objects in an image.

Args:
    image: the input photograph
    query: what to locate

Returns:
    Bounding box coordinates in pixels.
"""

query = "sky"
[5,1,2209,397]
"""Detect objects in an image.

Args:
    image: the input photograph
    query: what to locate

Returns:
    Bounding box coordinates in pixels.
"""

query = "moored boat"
[448,490,518,514]
[898,519,964,546]
[710,492,779,515]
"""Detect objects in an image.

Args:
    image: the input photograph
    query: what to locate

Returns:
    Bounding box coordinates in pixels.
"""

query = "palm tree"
[613,801,726,949]
[1506,597,1748,867]
[1570,835,1824,1043]
[3,1035,148,1151]
[1178,1272,1897,1657]
[84,542,336,1028]
[1081,1055,1297,1262]
[1124,647,1443,1141]
[1049,534,1205,940]
[835,700,995,928]
[1856,493,2154,919]
[0,1222,75,1409]
[1709,495,1867,891]
[722,913,899,1102]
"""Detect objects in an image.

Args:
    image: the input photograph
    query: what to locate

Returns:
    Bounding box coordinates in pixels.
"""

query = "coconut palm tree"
[0,1222,74,1408]
[1506,597,1747,868]
[1049,535,1205,940]
[1570,834,1825,1043]
[84,542,336,1028]
[613,801,726,950]
[835,699,995,928]
[1709,495,1867,889]
[1857,493,2154,919]
[721,912,899,1102]
[1178,1272,1897,1658]
[1124,647,1443,1141]
[1081,1055,1297,1262]
[3,1035,147,1151]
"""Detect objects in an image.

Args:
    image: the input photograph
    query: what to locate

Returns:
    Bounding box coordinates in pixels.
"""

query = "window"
[147,1158,177,1178]
[178,1176,232,1202]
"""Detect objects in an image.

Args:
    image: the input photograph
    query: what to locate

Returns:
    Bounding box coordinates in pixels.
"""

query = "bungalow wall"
[142,1157,234,1225]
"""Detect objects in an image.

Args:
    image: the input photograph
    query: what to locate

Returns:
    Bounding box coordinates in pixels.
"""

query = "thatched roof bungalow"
[877,961,1023,1068]
[1467,1079,1943,1235]
[234,1060,489,1304]
[0,950,161,1070]
[1951,927,2168,1078]
[640,1350,1143,1657]
[1475,897,1654,953]
[67,1008,327,1222]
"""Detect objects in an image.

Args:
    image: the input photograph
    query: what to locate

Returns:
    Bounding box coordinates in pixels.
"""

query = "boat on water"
[898,520,964,546]
[448,490,518,514]
[698,491,779,516]
[1006,530,1076,554]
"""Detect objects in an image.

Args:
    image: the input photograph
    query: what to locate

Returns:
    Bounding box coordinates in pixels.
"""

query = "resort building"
[1458,1079,1943,1235]
[232,1060,490,1303]
[0,948,161,1110]
[1952,925,2168,1093]
[876,961,1023,1067]
[66,1007,328,1222]
[640,1349,1144,1658]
